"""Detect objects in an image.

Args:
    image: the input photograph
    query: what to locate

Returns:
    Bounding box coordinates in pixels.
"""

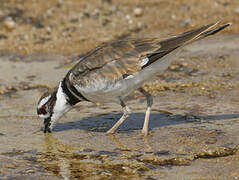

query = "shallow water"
[0,36,239,179]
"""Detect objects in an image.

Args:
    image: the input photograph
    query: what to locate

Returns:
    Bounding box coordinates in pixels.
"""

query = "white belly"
[73,77,143,104]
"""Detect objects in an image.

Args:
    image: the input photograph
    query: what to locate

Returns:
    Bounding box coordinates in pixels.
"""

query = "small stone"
[70,17,79,23]
[64,59,71,64]
[137,21,146,29]
[222,2,230,6]
[101,18,110,26]
[110,5,118,12]
[57,0,63,7]
[25,169,35,173]
[4,17,16,30]
[181,62,188,67]
[82,11,90,18]
[46,26,52,33]
[183,18,191,26]
[171,14,176,19]
[101,0,112,4]
[169,65,178,71]
[134,7,143,17]
[234,8,239,15]
[126,15,133,25]
[125,15,131,20]
[6,164,17,169]
[46,8,54,17]
[20,34,29,41]
[0,34,8,39]
[128,19,133,25]
[92,8,100,17]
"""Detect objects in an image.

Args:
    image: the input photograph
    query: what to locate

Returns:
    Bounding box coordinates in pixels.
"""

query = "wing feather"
[67,38,159,87]
[67,22,230,91]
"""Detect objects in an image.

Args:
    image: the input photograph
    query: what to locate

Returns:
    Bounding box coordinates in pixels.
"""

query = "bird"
[37,22,231,135]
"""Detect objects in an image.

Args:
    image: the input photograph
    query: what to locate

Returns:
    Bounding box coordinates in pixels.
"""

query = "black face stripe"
[44,117,52,133]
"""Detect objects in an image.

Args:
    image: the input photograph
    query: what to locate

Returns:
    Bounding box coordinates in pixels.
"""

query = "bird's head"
[37,82,71,133]
[37,90,57,133]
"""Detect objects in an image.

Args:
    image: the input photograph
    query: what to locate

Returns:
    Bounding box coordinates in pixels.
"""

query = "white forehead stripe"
[141,57,149,67]
[38,95,51,108]
[125,75,134,79]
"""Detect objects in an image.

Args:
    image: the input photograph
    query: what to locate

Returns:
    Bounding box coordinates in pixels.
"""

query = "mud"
[0,0,239,180]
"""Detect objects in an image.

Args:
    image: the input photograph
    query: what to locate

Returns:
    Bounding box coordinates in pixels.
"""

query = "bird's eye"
[39,106,47,115]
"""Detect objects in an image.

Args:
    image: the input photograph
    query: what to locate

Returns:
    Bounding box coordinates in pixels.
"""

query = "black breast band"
[61,78,89,105]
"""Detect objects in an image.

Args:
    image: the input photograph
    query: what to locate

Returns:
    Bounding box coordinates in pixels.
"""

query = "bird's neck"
[49,82,72,129]
[61,78,82,105]
[55,82,72,113]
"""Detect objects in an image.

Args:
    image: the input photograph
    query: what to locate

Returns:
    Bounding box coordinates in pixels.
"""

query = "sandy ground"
[0,0,239,180]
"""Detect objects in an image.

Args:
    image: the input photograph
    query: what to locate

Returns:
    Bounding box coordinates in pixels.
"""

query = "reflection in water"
[109,134,130,150]
[143,136,153,153]
[109,134,152,152]
[41,134,74,180]
[39,134,149,179]
[37,134,236,179]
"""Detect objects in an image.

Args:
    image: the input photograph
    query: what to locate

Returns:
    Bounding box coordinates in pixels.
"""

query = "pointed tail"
[144,22,231,68]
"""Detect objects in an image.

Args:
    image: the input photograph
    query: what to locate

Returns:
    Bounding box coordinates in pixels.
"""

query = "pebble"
[234,8,239,15]
[137,21,146,29]
[92,8,100,17]
[46,26,52,33]
[125,15,131,20]
[0,34,8,39]
[57,0,63,7]
[82,11,90,18]
[25,169,35,173]
[70,17,79,23]
[110,5,118,13]
[46,8,54,17]
[4,17,16,30]
[171,14,176,20]
[125,15,133,25]
[6,163,18,169]
[101,18,110,26]
[22,34,29,41]
[183,18,191,26]
[134,7,143,17]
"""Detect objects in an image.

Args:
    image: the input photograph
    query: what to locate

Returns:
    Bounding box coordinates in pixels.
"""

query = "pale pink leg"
[138,88,153,136]
[106,101,131,134]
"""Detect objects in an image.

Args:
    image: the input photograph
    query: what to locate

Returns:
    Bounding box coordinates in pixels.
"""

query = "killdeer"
[37,22,231,135]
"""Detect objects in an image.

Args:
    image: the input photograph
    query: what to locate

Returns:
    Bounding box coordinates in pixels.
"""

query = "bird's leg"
[106,101,131,134]
[138,87,153,136]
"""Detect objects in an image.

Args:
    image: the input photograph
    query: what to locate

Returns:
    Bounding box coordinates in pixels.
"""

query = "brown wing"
[67,22,230,88]
[67,38,160,87]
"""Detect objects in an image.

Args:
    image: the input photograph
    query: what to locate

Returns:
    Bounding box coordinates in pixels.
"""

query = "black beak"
[44,117,52,133]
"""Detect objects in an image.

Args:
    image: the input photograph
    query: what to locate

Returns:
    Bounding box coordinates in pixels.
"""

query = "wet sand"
[0,35,239,179]
[0,0,239,179]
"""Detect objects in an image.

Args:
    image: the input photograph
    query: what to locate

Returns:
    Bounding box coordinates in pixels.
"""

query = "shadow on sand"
[53,112,239,133]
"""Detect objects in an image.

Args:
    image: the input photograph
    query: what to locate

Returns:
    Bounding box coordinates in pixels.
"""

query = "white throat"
[50,82,71,129]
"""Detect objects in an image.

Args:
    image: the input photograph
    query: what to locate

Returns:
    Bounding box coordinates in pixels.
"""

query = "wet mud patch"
[34,135,238,179]
[0,0,238,178]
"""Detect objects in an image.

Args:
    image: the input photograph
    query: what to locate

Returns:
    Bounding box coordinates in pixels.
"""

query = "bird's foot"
[141,128,148,136]
[106,129,116,135]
